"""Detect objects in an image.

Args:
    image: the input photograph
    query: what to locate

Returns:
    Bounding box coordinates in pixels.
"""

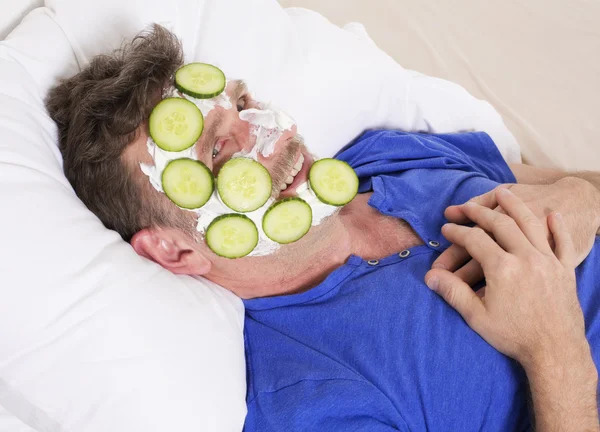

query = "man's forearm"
[509,163,600,189]
[510,163,600,235]
[524,341,599,432]
[562,175,600,236]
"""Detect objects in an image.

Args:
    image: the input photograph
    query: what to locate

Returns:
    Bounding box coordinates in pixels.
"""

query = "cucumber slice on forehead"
[206,214,258,258]
[161,158,214,209]
[309,158,359,206]
[262,197,313,244]
[217,158,272,213]
[149,98,204,152]
[175,63,227,99]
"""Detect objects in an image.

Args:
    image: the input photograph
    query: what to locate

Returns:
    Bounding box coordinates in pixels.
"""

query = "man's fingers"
[432,244,470,271]
[425,269,487,330]
[548,212,576,268]
[441,223,505,270]
[494,188,553,254]
[459,202,534,254]
[455,259,485,287]
[444,185,511,224]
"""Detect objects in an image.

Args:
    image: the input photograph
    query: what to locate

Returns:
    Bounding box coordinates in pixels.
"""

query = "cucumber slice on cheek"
[309,159,359,206]
[263,197,313,244]
[149,98,204,152]
[206,214,259,258]
[217,158,272,213]
[161,159,214,209]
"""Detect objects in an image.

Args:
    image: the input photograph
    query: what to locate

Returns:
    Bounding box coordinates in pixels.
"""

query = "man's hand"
[433,177,600,286]
[425,189,599,431]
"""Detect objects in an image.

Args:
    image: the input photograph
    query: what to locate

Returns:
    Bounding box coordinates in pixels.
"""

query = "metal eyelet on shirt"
[367,259,379,266]
[428,240,441,248]
[399,250,411,258]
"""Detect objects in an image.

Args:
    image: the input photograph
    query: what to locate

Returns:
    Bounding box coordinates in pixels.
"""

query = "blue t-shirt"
[243,130,600,431]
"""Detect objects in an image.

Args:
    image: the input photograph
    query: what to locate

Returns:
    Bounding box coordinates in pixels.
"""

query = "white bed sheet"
[0,5,42,432]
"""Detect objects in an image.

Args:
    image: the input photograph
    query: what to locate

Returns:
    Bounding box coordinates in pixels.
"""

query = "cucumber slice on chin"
[206,214,258,258]
[262,197,313,244]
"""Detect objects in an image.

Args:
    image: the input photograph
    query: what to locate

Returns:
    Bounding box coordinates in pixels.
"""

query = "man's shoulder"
[334,129,408,157]
[335,129,497,162]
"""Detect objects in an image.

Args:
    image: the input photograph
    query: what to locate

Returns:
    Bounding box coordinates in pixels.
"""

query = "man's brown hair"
[46,24,194,242]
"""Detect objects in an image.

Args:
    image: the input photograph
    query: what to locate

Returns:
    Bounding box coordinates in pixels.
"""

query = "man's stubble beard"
[269,135,304,198]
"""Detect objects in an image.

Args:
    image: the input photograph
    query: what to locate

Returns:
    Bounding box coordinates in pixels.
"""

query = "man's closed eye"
[237,95,250,112]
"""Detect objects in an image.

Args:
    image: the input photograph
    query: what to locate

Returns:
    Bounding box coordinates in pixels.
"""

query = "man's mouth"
[279,150,313,198]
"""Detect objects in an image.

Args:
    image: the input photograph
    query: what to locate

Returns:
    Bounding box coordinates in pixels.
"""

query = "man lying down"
[46,25,600,430]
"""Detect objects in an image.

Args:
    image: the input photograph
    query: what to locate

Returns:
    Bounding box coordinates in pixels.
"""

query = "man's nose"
[230,117,256,153]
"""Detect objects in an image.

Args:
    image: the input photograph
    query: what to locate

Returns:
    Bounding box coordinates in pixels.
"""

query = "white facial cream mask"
[141,84,339,258]
[239,103,295,157]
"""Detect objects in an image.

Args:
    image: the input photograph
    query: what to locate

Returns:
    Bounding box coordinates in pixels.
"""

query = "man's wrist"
[521,335,594,374]
[524,346,597,387]
[521,336,596,399]
[523,339,599,432]
[560,176,600,235]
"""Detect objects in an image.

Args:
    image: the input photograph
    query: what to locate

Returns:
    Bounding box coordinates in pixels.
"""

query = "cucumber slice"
[149,98,204,152]
[309,158,359,206]
[161,158,214,209]
[175,63,227,99]
[206,214,258,258]
[217,158,272,213]
[262,197,312,244]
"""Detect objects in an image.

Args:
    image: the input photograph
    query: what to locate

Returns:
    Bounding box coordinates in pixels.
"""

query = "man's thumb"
[425,269,486,328]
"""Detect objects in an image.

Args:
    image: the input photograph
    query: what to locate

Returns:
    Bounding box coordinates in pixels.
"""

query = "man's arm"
[526,347,598,432]
[510,162,600,189]
[433,164,600,276]
[425,189,599,431]
[510,163,600,236]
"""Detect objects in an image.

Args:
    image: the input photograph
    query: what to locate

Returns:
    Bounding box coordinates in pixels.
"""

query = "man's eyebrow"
[231,80,248,103]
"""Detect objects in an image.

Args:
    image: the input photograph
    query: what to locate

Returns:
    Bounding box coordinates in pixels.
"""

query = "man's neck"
[235,193,422,299]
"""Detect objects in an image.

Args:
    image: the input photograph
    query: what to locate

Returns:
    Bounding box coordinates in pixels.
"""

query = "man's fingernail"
[432,263,446,270]
[497,188,511,196]
[555,212,562,220]
[426,277,439,291]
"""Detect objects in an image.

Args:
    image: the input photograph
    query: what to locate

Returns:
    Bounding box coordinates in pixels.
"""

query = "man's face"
[129,79,339,297]
[193,80,313,198]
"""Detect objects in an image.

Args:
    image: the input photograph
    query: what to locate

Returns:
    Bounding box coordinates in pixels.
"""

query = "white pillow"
[47,0,521,162]
[1,1,520,431]
[0,8,246,432]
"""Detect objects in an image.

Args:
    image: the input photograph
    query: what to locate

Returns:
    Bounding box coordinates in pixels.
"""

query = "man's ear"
[131,228,211,275]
